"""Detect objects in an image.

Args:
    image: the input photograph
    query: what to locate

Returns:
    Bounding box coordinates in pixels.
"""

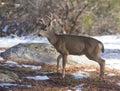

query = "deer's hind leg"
[86,54,105,79]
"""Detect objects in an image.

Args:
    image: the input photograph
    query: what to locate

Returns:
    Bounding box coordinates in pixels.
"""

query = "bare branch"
[65,0,69,19]
[69,3,88,34]
[27,0,38,10]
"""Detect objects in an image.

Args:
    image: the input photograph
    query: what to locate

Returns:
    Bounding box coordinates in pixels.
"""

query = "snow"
[74,84,84,91]
[67,84,84,91]
[84,69,97,72]
[0,35,49,48]
[5,61,41,70]
[25,75,49,80]
[5,61,19,66]
[0,83,17,87]
[94,35,120,49]
[107,73,116,77]
[0,83,31,88]
[105,59,120,70]
[72,71,89,79]
[22,64,41,70]
[2,25,9,32]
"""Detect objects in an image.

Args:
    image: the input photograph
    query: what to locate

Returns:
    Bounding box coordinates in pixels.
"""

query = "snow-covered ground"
[0,35,49,48]
[5,61,41,70]
[25,75,49,80]
[0,35,120,88]
[0,83,31,88]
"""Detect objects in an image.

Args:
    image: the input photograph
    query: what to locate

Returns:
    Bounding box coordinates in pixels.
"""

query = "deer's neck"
[47,30,58,45]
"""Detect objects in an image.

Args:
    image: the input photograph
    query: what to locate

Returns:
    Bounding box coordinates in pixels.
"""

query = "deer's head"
[37,14,59,37]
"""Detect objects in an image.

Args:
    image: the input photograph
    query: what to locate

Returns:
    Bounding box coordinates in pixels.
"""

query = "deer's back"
[54,35,101,55]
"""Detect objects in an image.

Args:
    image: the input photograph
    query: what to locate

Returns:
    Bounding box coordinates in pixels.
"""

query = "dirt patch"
[0,62,120,91]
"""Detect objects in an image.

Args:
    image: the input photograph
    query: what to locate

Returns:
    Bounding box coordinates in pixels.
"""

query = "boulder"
[0,43,59,64]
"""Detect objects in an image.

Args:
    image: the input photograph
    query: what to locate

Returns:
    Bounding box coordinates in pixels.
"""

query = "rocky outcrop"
[0,43,59,64]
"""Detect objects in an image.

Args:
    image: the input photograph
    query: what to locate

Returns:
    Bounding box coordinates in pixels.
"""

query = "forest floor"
[0,61,120,91]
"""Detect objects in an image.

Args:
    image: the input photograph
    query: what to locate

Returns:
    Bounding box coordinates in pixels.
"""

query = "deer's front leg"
[62,54,67,78]
[57,54,62,73]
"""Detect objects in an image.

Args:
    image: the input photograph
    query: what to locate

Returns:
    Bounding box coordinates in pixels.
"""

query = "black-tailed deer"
[37,16,105,79]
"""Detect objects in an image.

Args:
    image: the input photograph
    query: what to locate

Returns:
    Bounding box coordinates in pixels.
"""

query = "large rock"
[0,43,59,64]
[0,43,98,66]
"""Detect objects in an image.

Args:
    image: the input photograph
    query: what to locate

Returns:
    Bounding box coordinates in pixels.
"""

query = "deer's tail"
[99,42,104,53]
